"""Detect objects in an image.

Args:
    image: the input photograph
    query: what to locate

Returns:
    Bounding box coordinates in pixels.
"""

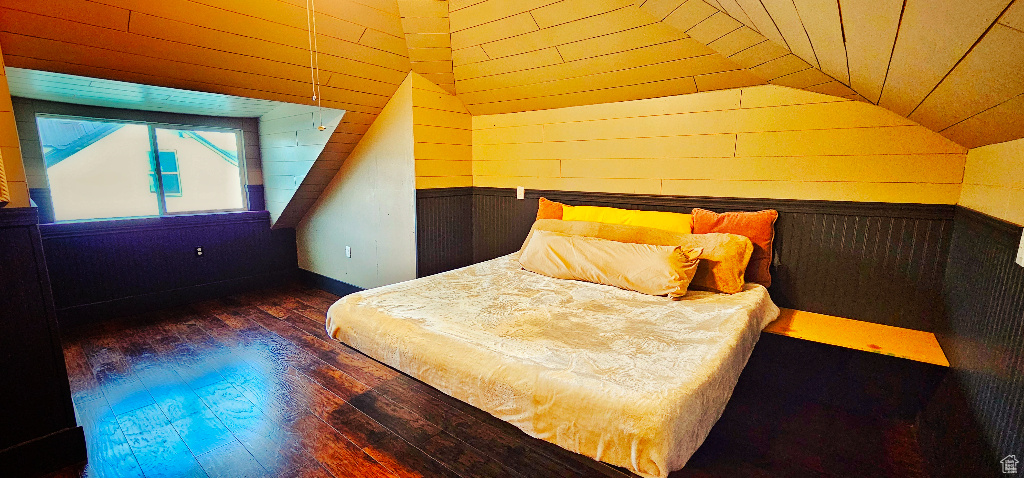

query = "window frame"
[35,113,248,221]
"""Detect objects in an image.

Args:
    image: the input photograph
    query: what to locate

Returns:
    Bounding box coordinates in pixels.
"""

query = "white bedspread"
[326,254,779,477]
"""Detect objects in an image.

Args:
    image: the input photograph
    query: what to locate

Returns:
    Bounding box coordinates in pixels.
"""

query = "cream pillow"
[518,229,702,298]
[520,219,753,294]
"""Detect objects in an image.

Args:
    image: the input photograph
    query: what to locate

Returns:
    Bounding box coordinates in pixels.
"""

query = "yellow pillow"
[521,219,753,294]
[519,229,702,298]
[561,205,692,234]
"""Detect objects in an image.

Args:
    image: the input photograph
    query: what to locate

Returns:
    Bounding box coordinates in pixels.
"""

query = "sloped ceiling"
[1,0,1023,226]
[675,0,1024,148]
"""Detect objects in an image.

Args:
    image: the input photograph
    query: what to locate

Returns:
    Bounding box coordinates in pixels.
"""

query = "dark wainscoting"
[0,207,86,476]
[40,211,298,326]
[246,184,266,212]
[919,207,1024,477]
[298,269,364,298]
[416,187,954,332]
[416,187,474,277]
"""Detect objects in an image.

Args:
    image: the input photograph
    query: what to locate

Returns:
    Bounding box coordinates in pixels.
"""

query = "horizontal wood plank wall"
[958,137,1024,226]
[410,73,473,188]
[467,187,953,332]
[473,85,968,204]
[447,0,765,115]
[0,0,410,225]
[921,207,1024,475]
[0,43,27,207]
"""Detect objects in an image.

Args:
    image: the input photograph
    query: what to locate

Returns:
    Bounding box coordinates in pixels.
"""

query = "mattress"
[326,254,780,477]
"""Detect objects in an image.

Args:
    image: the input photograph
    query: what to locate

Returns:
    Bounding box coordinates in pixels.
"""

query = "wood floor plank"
[59,283,931,478]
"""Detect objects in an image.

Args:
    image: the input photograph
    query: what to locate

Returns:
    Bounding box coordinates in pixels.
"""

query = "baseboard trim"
[56,269,298,328]
[0,426,86,478]
[298,269,364,297]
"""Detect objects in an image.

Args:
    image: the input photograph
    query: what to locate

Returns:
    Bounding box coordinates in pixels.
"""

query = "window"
[37,116,246,221]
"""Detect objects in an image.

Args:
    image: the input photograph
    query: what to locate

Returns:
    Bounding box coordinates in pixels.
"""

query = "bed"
[326,253,779,478]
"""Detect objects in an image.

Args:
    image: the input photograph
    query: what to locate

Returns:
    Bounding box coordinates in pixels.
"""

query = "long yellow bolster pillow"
[521,219,754,294]
[518,229,702,298]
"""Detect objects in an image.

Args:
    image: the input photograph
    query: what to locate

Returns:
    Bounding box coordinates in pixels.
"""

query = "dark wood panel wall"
[416,187,474,277]
[0,207,86,476]
[41,211,298,326]
[919,207,1024,477]
[418,187,954,332]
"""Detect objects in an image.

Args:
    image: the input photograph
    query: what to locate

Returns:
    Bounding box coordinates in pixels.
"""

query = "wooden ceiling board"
[456,39,714,93]
[450,13,539,50]
[686,12,744,44]
[555,22,698,61]
[878,0,1011,116]
[397,0,456,93]
[1001,1,1024,30]
[708,26,765,56]
[448,0,560,32]
[472,7,652,59]
[662,0,720,32]
[791,0,849,85]
[839,0,902,103]
[639,0,687,21]
[1,0,129,30]
[731,0,789,48]
[941,92,1024,148]
[530,0,635,29]
[713,0,757,28]
[910,25,1024,133]
[759,0,820,69]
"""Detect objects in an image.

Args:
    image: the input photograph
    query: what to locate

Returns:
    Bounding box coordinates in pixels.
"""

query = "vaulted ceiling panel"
[910,25,1024,133]
[878,0,1011,116]
[397,0,456,93]
[449,0,766,115]
[731,0,788,46]
[791,0,848,85]
[839,0,902,103]
[759,0,820,68]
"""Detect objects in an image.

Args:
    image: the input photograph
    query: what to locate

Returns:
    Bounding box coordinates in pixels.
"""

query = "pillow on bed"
[535,198,692,234]
[522,219,753,294]
[537,197,566,220]
[562,205,692,234]
[519,229,702,298]
[691,208,778,288]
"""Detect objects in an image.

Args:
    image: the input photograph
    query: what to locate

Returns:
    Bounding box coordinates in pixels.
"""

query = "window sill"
[39,210,271,238]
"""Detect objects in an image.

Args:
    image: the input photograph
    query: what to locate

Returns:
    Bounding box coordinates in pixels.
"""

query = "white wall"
[296,74,417,289]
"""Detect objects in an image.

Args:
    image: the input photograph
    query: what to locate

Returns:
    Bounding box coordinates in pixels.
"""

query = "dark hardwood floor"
[46,284,929,478]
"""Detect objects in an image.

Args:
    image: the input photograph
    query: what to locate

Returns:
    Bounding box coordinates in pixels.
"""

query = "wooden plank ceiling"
[1,0,1023,224]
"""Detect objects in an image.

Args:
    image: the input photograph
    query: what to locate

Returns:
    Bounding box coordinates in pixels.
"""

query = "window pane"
[39,117,159,221]
[155,128,244,213]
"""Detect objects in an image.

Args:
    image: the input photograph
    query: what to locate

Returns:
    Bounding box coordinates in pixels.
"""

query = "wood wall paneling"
[417,186,954,332]
[40,212,298,324]
[0,208,86,476]
[958,136,1024,226]
[410,73,473,189]
[472,85,967,205]
[926,207,1024,474]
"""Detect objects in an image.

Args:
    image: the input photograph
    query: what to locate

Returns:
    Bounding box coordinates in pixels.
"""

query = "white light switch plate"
[345,246,352,258]
[1016,230,1024,267]
[516,186,525,200]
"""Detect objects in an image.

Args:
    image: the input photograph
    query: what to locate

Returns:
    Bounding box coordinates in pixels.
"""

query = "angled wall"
[959,137,1024,226]
[472,85,967,203]
[296,75,416,289]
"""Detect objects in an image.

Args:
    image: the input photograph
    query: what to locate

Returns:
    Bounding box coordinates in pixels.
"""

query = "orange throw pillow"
[537,197,565,220]
[691,208,778,288]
